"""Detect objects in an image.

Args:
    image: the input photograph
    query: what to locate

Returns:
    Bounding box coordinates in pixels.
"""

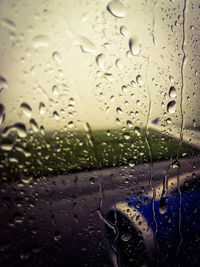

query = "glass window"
[0,0,200,266]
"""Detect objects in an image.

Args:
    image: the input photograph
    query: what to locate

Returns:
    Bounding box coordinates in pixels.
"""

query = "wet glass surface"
[0,0,200,266]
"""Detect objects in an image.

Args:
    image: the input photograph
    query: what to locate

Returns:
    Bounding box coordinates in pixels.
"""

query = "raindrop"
[20,103,32,117]
[134,126,141,136]
[169,75,174,82]
[122,85,128,93]
[110,95,115,102]
[152,118,159,124]
[166,118,171,124]
[13,212,24,224]
[0,139,13,151]
[69,98,75,105]
[126,120,132,128]
[39,102,45,115]
[52,85,59,96]
[21,176,33,184]
[167,101,176,114]
[54,231,61,241]
[136,100,140,106]
[136,75,143,85]
[106,130,111,136]
[115,58,123,69]
[123,132,130,140]
[52,51,62,64]
[33,35,49,48]
[125,50,132,58]
[169,86,176,98]
[1,18,16,31]
[53,111,59,120]
[193,119,196,128]
[104,73,113,81]
[3,123,27,138]
[159,197,168,214]
[20,252,31,260]
[32,247,41,254]
[96,53,105,69]
[0,76,8,92]
[129,38,141,56]
[90,177,95,184]
[116,107,122,115]
[107,0,127,18]
[68,121,74,128]
[120,25,128,37]
[76,35,96,54]
[116,118,120,124]
[128,160,135,167]
[121,233,132,242]
[0,103,5,125]
[30,119,39,132]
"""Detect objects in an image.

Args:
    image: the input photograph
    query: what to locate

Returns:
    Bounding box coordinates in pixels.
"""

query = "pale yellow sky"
[0,0,199,138]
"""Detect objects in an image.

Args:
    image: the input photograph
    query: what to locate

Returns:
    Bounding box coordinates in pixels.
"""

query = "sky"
[0,0,199,138]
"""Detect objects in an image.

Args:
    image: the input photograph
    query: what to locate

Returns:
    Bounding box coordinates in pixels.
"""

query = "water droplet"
[169,75,174,82]
[76,35,96,54]
[96,53,105,69]
[0,76,8,92]
[68,121,74,128]
[54,231,61,241]
[32,247,41,254]
[120,25,128,37]
[13,212,24,223]
[169,86,176,98]
[53,111,59,120]
[126,120,132,128]
[166,118,171,124]
[52,51,61,64]
[136,75,143,85]
[159,197,168,214]
[107,0,126,18]
[128,160,135,167]
[121,233,132,242]
[39,102,45,115]
[52,85,59,96]
[122,85,128,93]
[30,119,39,132]
[20,252,31,260]
[0,139,13,151]
[116,107,122,115]
[3,123,27,138]
[136,100,140,106]
[69,98,75,105]
[103,42,111,49]
[123,132,130,140]
[20,103,32,117]
[104,73,113,81]
[129,38,141,56]
[33,35,49,48]
[90,177,95,184]
[115,58,123,69]
[0,103,5,124]
[134,126,141,136]
[152,118,159,124]
[167,101,176,114]
[1,18,16,31]
[21,176,33,184]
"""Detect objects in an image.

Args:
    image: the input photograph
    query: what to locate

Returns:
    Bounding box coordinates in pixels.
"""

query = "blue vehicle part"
[107,175,200,266]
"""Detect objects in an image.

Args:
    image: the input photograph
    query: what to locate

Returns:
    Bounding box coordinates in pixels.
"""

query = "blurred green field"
[0,128,199,182]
